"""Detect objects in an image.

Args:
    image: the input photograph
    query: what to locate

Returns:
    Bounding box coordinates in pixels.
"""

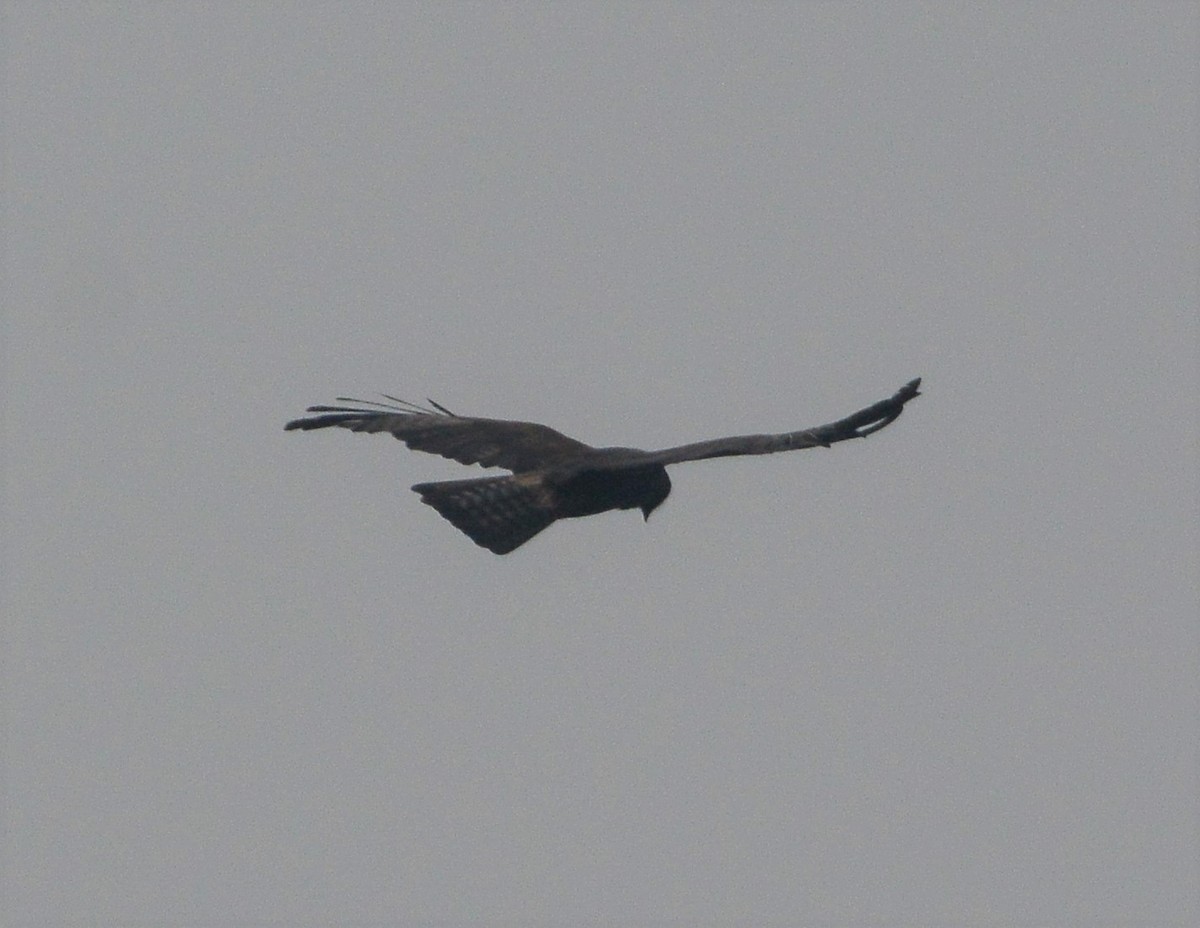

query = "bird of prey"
[285,378,921,554]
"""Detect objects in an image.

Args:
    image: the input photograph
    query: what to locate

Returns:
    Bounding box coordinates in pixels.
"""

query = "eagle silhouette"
[285,378,920,554]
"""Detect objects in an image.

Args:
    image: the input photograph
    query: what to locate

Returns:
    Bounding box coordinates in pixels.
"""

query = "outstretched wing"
[284,396,592,473]
[622,378,921,468]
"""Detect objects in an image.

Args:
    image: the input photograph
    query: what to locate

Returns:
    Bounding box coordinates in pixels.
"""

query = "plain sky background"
[3,4,1197,926]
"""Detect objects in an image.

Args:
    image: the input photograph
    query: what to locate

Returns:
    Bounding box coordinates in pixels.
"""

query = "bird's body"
[285,378,920,554]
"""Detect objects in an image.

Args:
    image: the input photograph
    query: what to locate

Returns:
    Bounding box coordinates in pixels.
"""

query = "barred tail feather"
[412,476,556,554]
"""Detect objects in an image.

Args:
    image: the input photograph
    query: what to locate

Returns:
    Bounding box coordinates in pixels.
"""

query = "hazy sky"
[4,4,1197,926]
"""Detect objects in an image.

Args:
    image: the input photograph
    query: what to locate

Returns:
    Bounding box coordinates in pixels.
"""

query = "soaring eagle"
[285,378,920,554]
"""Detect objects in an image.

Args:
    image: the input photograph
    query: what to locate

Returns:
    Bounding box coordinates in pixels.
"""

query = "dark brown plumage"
[285,378,920,554]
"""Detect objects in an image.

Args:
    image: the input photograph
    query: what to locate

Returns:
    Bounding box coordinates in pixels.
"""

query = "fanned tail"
[412,476,555,554]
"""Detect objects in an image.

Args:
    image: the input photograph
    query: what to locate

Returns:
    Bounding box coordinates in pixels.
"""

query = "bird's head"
[640,468,672,520]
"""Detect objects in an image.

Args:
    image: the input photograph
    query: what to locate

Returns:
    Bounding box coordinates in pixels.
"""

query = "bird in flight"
[285,378,921,554]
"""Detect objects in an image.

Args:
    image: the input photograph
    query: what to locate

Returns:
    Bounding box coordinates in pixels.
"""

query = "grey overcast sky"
[3,4,1197,926]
